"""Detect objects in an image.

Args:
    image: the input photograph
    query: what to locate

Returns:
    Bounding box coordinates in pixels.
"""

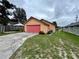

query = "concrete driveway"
[0,32,37,59]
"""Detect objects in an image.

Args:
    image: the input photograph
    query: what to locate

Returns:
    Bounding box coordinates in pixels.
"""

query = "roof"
[13,22,24,26]
[66,22,79,27]
[24,16,49,26]
[40,19,53,25]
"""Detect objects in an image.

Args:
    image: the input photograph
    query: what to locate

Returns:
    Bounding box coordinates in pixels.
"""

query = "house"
[40,19,55,32]
[64,22,79,35]
[24,17,56,33]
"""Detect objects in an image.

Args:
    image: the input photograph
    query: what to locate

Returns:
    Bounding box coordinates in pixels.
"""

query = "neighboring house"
[13,22,24,31]
[6,19,24,31]
[64,22,79,35]
[24,17,56,33]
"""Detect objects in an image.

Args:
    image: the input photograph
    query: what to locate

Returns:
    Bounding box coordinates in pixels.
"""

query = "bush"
[47,30,53,34]
[39,31,45,34]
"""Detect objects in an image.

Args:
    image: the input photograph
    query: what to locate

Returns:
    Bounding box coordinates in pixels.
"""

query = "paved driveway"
[0,32,37,59]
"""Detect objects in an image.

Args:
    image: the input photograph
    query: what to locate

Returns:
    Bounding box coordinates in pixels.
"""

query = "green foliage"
[47,30,53,34]
[0,32,9,36]
[39,31,45,34]
[53,21,57,28]
[0,0,15,25]
[13,8,27,23]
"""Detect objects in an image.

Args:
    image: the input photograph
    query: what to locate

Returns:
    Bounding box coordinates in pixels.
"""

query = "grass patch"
[0,31,23,36]
[58,31,79,46]
[0,32,10,36]
[10,31,79,59]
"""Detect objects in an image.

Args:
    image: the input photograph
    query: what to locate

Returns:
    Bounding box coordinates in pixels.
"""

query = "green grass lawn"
[10,31,79,59]
[0,31,23,36]
[0,32,10,36]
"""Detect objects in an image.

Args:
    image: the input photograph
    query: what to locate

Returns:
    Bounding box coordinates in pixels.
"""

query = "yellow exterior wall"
[24,19,49,33]
[26,19,40,25]
[49,24,55,32]
[41,20,56,32]
[41,24,49,33]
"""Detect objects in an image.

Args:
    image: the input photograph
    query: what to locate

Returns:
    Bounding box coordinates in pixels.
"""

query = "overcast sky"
[9,0,79,26]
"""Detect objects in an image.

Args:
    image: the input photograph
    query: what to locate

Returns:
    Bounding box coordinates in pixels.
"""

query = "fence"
[63,27,79,36]
[0,24,23,32]
[0,24,5,32]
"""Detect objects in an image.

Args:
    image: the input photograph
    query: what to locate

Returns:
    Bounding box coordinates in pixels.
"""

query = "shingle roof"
[67,22,79,27]
[40,19,53,25]
[24,16,49,26]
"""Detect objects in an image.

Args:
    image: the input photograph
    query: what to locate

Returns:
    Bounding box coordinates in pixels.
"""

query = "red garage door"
[27,25,40,33]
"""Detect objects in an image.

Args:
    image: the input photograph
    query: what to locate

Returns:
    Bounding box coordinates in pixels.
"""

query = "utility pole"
[75,15,78,22]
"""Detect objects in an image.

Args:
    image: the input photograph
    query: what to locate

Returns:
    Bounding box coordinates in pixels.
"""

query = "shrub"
[47,30,53,34]
[39,31,45,34]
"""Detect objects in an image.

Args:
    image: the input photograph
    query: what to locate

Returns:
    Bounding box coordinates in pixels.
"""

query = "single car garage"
[27,25,40,33]
[24,16,56,33]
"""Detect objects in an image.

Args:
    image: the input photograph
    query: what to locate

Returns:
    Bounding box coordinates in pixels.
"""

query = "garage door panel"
[27,25,40,33]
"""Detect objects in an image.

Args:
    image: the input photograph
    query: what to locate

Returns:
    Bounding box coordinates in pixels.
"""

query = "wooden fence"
[0,24,23,32]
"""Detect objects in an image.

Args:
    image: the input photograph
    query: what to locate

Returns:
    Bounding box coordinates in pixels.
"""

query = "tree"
[0,0,16,32]
[13,8,27,24]
[2,0,16,8]
[53,21,57,28]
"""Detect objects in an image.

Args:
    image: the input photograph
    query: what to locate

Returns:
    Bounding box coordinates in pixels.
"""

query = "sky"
[9,0,79,26]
